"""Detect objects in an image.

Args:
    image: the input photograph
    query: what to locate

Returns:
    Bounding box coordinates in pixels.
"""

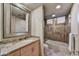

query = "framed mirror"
[3,3,31,38]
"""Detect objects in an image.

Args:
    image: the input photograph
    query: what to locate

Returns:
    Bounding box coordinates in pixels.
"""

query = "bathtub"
[44,40,70,56]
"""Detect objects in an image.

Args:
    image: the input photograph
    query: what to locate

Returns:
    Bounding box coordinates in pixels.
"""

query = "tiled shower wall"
[44,18,70,43]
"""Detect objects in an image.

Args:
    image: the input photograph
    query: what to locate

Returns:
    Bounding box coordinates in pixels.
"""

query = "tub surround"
[0,37,40,56]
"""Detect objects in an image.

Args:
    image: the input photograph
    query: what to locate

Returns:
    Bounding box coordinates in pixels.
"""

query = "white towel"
[69,33,74,51]
[44,44,48,48]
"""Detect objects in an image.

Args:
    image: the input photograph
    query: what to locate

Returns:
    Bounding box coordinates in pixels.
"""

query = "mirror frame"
[3,3,31,38]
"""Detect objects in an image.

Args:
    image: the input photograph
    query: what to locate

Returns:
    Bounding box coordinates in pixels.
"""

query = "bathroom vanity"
[0,3,43,56]
[0,37,40,56]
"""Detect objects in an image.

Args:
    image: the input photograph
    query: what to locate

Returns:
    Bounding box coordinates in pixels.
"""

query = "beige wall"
[71,4,79,34]
[70,4,79,52]
[31,6,44,55]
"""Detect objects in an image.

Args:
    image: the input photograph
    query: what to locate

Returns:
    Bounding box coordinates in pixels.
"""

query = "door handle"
[32,47,34,52]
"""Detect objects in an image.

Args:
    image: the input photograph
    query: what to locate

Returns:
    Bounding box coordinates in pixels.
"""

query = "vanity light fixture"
[56,5,61,9]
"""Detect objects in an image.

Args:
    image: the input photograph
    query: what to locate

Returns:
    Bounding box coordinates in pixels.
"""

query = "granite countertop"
[0,37,40,56]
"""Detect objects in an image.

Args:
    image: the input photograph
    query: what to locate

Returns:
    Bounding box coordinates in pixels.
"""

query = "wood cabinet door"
[21,41,40,56]
[31,41,40,56]
[8,41,40,56]
[8,49,21,56]
[21,45,31,56]
[21,46,28,56]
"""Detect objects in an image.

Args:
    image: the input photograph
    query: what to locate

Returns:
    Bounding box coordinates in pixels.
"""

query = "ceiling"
[22,3,73,19]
